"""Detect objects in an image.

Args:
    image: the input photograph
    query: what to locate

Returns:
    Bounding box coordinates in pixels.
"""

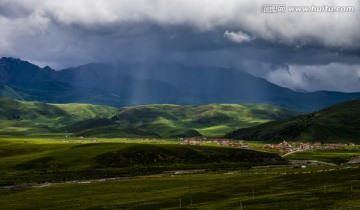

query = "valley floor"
[1,166,360,209]
[0,137,359,209]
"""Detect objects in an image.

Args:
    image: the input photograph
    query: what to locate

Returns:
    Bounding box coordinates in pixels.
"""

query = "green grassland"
[1,138,360,209]
[0,98,118,135]
[54,103,118,119]
[108,103,298,137]
[226,99,360,143]
[0,98,299,138]
[286,149,360,164]
[0,137,285,185]
[1,167,360,209]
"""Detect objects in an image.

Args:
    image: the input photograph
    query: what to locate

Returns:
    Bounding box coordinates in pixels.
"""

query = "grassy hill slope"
[53,103,118,119]
[226,99,360,143]
[0,98,299,138]
[0,98,118,135]
[107,104,299,137]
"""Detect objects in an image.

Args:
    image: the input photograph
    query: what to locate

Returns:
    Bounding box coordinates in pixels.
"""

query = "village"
[180,137,356,153]
[260,140,356,153]
[180,137,250,149]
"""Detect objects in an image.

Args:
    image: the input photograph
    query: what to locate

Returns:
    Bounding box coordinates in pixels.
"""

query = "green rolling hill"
[105,104,299,137]
[0,98,299,138]
[0,98,118,136]
[226,99,360,143]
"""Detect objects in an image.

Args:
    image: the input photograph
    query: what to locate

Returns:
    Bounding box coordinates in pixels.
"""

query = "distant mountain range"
[1,57,360,111]
[226,99,360,143]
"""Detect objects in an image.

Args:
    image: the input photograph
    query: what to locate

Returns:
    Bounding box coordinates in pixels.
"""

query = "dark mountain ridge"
[1,57,360,111]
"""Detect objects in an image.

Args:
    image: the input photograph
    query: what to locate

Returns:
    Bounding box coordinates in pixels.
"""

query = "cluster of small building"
[180,137,250,149]
[261,140,355,153]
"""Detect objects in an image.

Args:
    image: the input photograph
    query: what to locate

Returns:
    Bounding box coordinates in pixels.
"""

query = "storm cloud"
[266,63,360,93]
[0,0,359,91]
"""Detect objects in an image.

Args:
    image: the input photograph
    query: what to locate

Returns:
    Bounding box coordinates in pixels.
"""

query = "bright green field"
[1,167,360,209]
[286,149,360,164]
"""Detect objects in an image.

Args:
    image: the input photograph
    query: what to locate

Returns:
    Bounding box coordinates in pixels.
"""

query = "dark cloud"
[0,0,359,91]
[266,63,360,93]
[0,1,32,18]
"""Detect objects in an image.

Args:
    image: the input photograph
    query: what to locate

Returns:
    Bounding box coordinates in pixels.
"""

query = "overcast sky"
[0,0,360,92]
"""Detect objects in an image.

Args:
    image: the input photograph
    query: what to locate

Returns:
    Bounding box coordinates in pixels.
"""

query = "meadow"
[1,166,360,209]
[0,137,284,185]
[1,137,360,209]
[285,149,360,164]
